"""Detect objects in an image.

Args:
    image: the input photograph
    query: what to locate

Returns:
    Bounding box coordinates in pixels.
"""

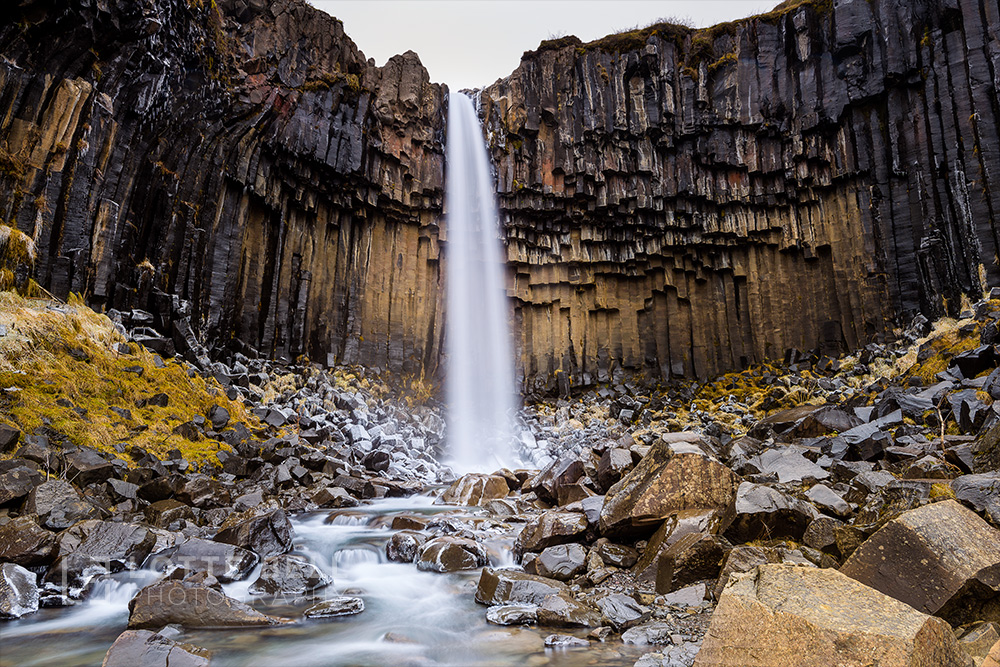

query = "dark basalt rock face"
[1,0,998,390]
[481,0,1000,390]
[0,0,445,374]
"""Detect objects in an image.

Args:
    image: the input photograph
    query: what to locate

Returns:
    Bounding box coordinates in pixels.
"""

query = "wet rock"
[595,593,651,630]
[543,634,589,647]
[486,603,537,625]
[597,448,634,491]
[57,519,156,570]
[386,530,428,563]
[840,499,1000,625]
[0,563,39,619]
[515,510,589,554]
[436,473,510,506]
[476,568,567,606]
[304,596,365,618]
[525,456,585,505]
[214,509,294,558]
[622,621,675,645]
[0,516,57,566]
[600,442,740,537]
[0,465,42,505]
[536,593,601,628]
[42,552,109,601]
[312,486,359,508]
[102,629,211,667]
[534,543,587,581]
[694,564,973,667]
[145,498,196,528]
[148,537,258,582]
[952,472,1000,524]
[128,580,288,628]
[651,532,730,594]
[249,555,331,595]
[416,536,488,572]
[724,482,819,543]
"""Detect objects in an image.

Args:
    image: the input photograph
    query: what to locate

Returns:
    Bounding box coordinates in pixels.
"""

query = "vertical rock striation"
[0,0,445,374]
[482,0,1000,391]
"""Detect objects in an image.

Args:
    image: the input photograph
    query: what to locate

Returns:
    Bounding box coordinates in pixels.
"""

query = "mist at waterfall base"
[444,93,519,474]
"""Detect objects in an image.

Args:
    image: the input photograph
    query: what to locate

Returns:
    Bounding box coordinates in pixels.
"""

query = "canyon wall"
[0,0,445,375]
[0,0,998,392]
[483,0,1000,391]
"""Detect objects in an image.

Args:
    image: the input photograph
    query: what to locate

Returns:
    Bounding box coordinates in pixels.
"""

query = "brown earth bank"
[1,289,999,666]
[0,0,997,391]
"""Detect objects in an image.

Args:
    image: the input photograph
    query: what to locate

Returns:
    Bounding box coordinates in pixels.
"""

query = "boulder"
[647,532,730,594]
[596,540,639,568]
[475,568,567,606]
[128,580,289,628]
[0,563,39,619]
[952,472,1000,524]
[486,604,538,625]
[416,536,488,572]
[724,482,819,543]
[621,621,676,645]
[0,465,42,505]
[543,634,589,648]
[64,447,115,486]
[312,486,359,508]
[840,499,1000,625]
[435,473,509,506]
[693,564,973,667]
[42,552,110,601]
[248,555,331,595]
[0,516,57,566]
[385,530,428,563]
[536,593,601,628]
[524,456,585,505]
[597,448,634,491]
[147,537,258,582]
[0,424,21,452]
[57,519,157,570]
[304,596,364,618]
[22,478,97,529]
[214,509,294,557]
[752,447,829,484]
[595,593,650,630]
[145,499,196,528]
[805,484,850,517]
[712,545,783,600]
[102,629,211,667]
[515,510,589,554]
[599,442,740,537]
[174,475,230,509]
[534,543,587,581]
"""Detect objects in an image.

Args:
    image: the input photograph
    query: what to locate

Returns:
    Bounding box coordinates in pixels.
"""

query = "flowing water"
[0,498,650,666]
[445,92,518,473]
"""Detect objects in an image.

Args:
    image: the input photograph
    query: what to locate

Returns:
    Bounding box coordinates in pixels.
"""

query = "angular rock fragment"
[386,530,428,563]
[249,555,331,595]
[0,515,57,566]
[304,596,364,618]
[102,629,211,667]
[435,473,509,506]
[515,510,589,554]
[147,537,258,582]
[128,580,289,628]
[534,543,587,581]
[214,508,294,557]
[475,568,567,606]
[595,593,650,630]
[694,565,973,667]
[724,482,818,543]
[415,536,488,573]
[0,563,39,619]
[486,604,537,626]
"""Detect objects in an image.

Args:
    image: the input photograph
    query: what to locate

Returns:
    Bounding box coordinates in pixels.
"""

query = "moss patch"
[0,292,261,465]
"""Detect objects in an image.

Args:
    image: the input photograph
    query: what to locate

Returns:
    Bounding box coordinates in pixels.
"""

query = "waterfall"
[444,92,517,473]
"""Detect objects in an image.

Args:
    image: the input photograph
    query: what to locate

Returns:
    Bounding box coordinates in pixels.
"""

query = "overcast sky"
[310,1,774,90]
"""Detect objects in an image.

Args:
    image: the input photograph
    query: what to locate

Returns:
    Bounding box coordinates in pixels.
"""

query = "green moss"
[522,35,583,60]
[0,146,27,182]
[708,52,738,75]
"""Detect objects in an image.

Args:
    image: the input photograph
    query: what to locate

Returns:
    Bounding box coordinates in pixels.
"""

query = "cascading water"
[444,92,517,473]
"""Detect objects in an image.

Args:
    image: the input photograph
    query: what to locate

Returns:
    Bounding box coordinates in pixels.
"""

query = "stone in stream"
[248,555,331,595]
[534,543,587,581]
[475,568,568,606]
[128,580,289,628]
[693,564,973,667]
[435,473,509,506]
[515,510,589,554]
[312,486,359,508]
[543,634,590,648]
[0,515,57,567]
[385,530,428,563]
[147,536,258,582]
[0,563,39,619]
[840,499,1000,625]
[415,536,488,572]
[304,596,365,618]
[102,629,211,667]
[486,603,538,626]
[213,508,294,558]
[536,593,602,628]
[599,441,741,537]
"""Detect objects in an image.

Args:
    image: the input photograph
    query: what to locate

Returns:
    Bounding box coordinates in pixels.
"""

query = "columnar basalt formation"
[0,0,998,391]
[0,0,446,374]
[482,0,1000,390]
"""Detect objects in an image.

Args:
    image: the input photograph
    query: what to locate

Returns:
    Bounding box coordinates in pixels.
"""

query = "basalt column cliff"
[0,0,998,391]
[0,0,446,375]
[482,0,1000,391]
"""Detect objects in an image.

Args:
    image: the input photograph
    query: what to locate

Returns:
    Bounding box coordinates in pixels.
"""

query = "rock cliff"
[0,0,445,375]
[1,0,998,392]
[482,0,1000,391]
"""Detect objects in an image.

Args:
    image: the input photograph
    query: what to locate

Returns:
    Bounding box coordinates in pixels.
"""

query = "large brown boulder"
[840,499,1000,625]
[128,580,289,629]
[694,564,973,667]
[435,473,509,506]
[0,516,57,567]
[475,568,567,606]
[599,441,740,537]
[213,508,294,558]
[515,510,589,554]
[415,536,488,573]
[102,629,211,667]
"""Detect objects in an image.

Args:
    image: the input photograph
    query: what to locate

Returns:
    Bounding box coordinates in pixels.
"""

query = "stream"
[0,496,652,666]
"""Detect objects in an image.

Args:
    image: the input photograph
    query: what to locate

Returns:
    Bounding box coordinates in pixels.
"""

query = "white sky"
[310,1,774,90]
